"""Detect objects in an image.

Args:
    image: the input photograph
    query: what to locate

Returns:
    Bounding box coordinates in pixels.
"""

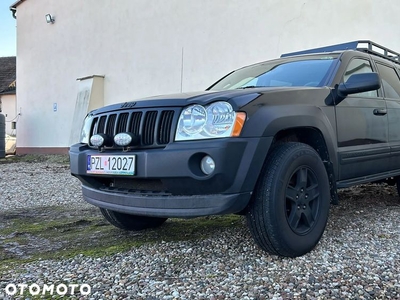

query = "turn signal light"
[232,112,246,137]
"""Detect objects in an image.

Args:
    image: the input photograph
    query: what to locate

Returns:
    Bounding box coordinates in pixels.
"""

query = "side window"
[376,63,400,99]
[343,58,378,98]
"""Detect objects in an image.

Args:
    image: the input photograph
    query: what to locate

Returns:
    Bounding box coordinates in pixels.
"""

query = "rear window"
[209,56,338,90]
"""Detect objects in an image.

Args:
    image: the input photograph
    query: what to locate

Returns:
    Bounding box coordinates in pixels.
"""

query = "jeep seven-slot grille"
[90,109,177,149]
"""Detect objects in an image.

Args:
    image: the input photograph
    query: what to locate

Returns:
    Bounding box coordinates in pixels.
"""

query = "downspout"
[10,0,28,19]
[10,8,16,19]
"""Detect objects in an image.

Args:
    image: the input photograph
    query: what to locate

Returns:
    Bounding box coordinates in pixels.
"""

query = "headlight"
[79,113,94,144]
[180,105,207,135]
[175,101,246,141]
[204,102,235,137]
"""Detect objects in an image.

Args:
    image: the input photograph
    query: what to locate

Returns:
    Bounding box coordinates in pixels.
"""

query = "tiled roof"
[0,56,16,95]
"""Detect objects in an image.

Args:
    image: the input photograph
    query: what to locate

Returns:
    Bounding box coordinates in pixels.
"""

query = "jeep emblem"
[121,102,137,108]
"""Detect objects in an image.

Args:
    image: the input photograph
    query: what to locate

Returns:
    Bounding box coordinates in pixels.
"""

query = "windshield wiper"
[236,86,266,89]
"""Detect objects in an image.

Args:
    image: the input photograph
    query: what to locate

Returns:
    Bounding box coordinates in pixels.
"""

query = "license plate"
[87,155,136,175]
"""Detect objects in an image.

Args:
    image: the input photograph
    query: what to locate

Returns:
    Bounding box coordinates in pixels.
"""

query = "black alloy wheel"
[246,142,330,257]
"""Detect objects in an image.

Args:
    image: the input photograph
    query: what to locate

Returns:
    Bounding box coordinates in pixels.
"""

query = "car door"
[336,57,390,181]
[374,61,400,171]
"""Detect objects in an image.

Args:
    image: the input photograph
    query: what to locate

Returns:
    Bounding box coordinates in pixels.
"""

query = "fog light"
[114,132,133,147]
[90,134,105,147]
[201,155,215,175]
[90,134,113,147]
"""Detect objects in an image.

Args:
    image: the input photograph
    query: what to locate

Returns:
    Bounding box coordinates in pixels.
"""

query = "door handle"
[373,108,387,116]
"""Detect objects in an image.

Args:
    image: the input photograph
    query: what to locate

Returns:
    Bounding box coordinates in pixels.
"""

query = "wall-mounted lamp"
[45,14,55,24]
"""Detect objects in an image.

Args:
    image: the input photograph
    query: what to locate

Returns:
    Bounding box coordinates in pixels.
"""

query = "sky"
[0,0,17,57]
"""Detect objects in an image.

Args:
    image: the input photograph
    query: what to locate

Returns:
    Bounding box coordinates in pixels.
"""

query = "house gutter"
[10,0,27,19]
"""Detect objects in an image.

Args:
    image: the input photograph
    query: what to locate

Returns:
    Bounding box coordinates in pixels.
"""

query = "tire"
[246,142,330,257]
[100,208,167,231]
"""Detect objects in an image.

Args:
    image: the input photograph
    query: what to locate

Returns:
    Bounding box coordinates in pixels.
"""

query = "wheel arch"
[241,105,338,173]
[239,105,340,208]
[269,126,338,204]
[244,105,339,204]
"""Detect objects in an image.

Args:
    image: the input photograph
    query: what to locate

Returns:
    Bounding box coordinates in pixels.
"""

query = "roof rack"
[281,40,400,65]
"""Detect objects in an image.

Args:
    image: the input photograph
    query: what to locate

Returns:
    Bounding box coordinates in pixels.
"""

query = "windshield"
[209,56,338,90]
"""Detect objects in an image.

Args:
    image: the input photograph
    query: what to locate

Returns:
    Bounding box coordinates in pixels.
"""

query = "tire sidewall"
[268,146,330,255]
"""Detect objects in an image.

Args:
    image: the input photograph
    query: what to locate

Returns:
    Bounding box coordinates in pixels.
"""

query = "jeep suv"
[70,40,400,257]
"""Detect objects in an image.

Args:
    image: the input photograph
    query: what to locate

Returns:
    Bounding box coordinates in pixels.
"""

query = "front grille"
[113,178,167,192]
[143,111,158,145]
[158,110,174,144]
[98,178,171,196]
[90,108,178,149]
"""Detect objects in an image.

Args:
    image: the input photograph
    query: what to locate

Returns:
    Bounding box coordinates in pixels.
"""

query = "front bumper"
[82,186,251,218]
[70,137,273,217]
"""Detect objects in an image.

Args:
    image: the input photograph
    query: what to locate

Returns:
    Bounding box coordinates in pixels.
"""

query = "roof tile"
[0,56,16,95]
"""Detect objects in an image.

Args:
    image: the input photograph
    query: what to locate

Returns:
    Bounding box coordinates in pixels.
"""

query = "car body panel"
[70,47,400,216]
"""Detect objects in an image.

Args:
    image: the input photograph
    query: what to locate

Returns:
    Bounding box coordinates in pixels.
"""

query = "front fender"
[241,104,338,177]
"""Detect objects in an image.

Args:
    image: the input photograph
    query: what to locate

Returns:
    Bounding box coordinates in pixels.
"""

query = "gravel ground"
[0,162,86,211]
[1,160,400,299]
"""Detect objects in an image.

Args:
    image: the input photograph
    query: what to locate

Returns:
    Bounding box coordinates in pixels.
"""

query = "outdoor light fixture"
[45,14,55,24]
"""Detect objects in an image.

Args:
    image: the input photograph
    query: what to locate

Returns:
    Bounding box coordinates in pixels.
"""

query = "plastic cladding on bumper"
[82,185,251,218]
[69,136,273,217]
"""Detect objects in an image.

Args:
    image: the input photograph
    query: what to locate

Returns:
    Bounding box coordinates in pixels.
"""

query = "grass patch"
[0,206,243,274]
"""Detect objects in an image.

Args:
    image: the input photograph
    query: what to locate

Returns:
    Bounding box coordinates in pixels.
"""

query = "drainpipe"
[10,0,27,19]
[10,8,16,19]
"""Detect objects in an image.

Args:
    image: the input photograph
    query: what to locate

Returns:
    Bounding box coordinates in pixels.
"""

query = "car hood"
[93,87,327,114]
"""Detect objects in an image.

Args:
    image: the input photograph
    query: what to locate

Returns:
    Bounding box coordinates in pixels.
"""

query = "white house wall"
[0,94,17,135]
[15,0,400,153]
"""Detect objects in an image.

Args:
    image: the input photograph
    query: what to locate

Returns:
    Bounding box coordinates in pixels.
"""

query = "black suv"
[70,40,400,257]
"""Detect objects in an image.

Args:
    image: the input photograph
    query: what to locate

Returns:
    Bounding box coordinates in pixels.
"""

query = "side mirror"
[337,72,381,99]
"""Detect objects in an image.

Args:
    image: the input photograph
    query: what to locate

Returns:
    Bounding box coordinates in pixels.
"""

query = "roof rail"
[281,40,400,65]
